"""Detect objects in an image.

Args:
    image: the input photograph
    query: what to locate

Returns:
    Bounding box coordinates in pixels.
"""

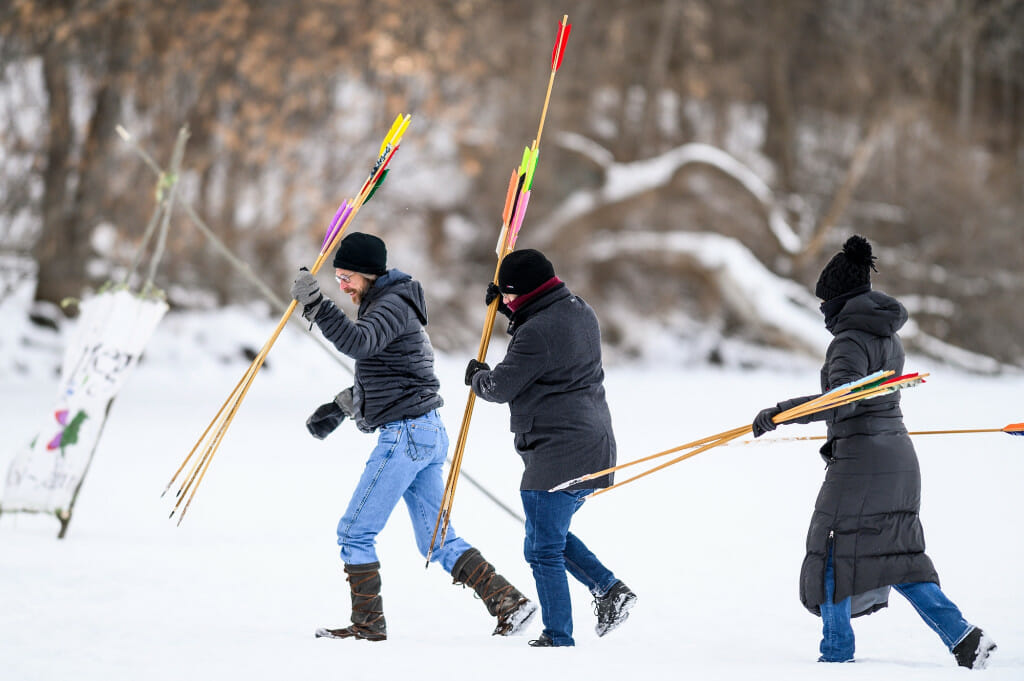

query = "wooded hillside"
[2,0,1022,368]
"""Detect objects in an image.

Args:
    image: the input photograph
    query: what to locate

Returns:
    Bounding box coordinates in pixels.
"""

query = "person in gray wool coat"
[465,249,636,648]
[290,232,537,642]
[751,235,996,669]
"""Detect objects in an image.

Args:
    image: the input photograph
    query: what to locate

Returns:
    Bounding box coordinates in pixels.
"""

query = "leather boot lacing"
[457,561,518,618]
[346,570,385,635]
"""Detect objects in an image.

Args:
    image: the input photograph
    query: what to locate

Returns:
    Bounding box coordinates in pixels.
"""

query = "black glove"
[306,400,346,440]
[291,267,324,322]
[485,282,512,318]
[485,282,501,305]
[465,359,490,385]
[752,406,782,438]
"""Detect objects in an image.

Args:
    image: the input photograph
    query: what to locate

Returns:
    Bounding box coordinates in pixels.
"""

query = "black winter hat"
[497,249,555,295]
[814,235,878,301]
[333,232,387,275]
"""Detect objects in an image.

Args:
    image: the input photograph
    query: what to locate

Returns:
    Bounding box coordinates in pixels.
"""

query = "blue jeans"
[521,489,618,646]
[819,546,973,662]
[337,410,471,573]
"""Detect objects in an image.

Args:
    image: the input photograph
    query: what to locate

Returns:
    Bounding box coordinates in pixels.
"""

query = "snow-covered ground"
[1,310,1022,680]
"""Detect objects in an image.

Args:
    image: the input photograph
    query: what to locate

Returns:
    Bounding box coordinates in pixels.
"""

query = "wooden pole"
[165,116,410,523]
[588,427,749,499]
[555,371,929,499]
[427,15,572,562]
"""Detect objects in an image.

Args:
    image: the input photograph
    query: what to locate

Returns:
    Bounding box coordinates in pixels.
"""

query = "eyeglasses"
[335,273,353,284]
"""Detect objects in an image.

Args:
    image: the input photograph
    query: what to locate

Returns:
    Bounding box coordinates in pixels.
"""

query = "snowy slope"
[1,312,1022,681]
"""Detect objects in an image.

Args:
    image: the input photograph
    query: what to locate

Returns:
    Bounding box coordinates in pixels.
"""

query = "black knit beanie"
[814,235,878,301]
[497,249,555,295]
[333,232,387,275]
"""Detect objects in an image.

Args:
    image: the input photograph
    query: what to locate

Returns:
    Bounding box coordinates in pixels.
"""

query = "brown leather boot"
[315,561,387,641]
[452,548,538,636]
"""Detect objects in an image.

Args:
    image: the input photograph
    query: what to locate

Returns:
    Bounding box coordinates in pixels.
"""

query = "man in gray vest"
[291,232,536,642]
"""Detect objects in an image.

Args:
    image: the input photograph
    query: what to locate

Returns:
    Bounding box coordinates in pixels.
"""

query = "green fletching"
[850,374,896,392]
[525,149,539,190]
[519,146,531,175]
[365,169,389,203]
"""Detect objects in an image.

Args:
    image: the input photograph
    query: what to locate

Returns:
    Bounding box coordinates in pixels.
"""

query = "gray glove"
[335,386,356,419]
[290,267,323,322]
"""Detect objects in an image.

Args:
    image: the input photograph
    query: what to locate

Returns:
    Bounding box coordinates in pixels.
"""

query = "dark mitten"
[752,406,782,438]
[818,439,836,465]
[464,359,490,386]
[485,282,512,318]
[291,267,324,322]
[306,401,346,440]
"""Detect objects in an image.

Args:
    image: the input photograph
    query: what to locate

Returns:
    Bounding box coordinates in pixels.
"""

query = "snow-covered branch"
[538,133,802,253]
[586,231,1014,374]
[588,231,827,355]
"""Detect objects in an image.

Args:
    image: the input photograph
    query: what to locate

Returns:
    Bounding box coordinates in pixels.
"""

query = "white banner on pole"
[2,288,168,516]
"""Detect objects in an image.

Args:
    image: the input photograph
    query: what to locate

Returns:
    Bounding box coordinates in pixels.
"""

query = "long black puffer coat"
[313,269,442,430]
[777,289,939,616]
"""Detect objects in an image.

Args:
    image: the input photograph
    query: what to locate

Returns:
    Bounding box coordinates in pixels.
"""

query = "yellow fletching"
[392,114,412,147]
[379,114,404,156]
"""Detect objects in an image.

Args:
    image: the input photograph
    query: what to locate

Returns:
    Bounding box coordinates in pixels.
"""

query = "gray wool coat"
[779,289,939,616]
[471,283,617,492]
[313,269,442,430]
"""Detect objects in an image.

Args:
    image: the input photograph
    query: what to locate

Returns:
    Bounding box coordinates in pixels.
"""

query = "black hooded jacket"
[313,269,442,430]
[470,283,617,491]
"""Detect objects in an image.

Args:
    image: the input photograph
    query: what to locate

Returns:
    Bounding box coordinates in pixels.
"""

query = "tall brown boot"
[315,561,387,641]
[452,548,538,636]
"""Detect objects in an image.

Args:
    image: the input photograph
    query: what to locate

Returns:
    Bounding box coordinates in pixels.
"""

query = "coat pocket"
[509,414,534,433]
[510,414,534,452]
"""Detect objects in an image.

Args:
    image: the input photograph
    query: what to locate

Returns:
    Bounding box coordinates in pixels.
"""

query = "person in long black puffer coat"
[751,235,996,669]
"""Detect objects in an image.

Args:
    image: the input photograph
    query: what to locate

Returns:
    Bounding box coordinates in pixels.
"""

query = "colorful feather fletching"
[551,20,572,71]
[1002,423,1024,436]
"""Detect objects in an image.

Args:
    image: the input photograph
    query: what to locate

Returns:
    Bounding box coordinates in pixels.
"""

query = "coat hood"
[827,290,908,337]
[363,269,428,325]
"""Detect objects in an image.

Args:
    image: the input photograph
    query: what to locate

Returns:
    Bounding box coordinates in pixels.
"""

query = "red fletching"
[551,21,572,70]
[882,372,918,385]
[359,144,399,196]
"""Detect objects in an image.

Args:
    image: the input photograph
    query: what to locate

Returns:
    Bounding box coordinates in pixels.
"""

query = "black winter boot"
[953,627,996,669]
[452,548,538,636]
[528,634,556,647]
[593,580,637,636]
[315,561,387,641]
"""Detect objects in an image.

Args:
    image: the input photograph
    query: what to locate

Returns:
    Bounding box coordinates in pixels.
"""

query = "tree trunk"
[32,41,85,306]
[763,0,797,193]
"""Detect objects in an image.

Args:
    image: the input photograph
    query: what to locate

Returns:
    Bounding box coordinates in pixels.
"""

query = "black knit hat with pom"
[814,235,878,301]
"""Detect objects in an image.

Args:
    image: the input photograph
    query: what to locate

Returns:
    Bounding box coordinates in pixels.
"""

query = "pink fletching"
[508,191,531,248]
